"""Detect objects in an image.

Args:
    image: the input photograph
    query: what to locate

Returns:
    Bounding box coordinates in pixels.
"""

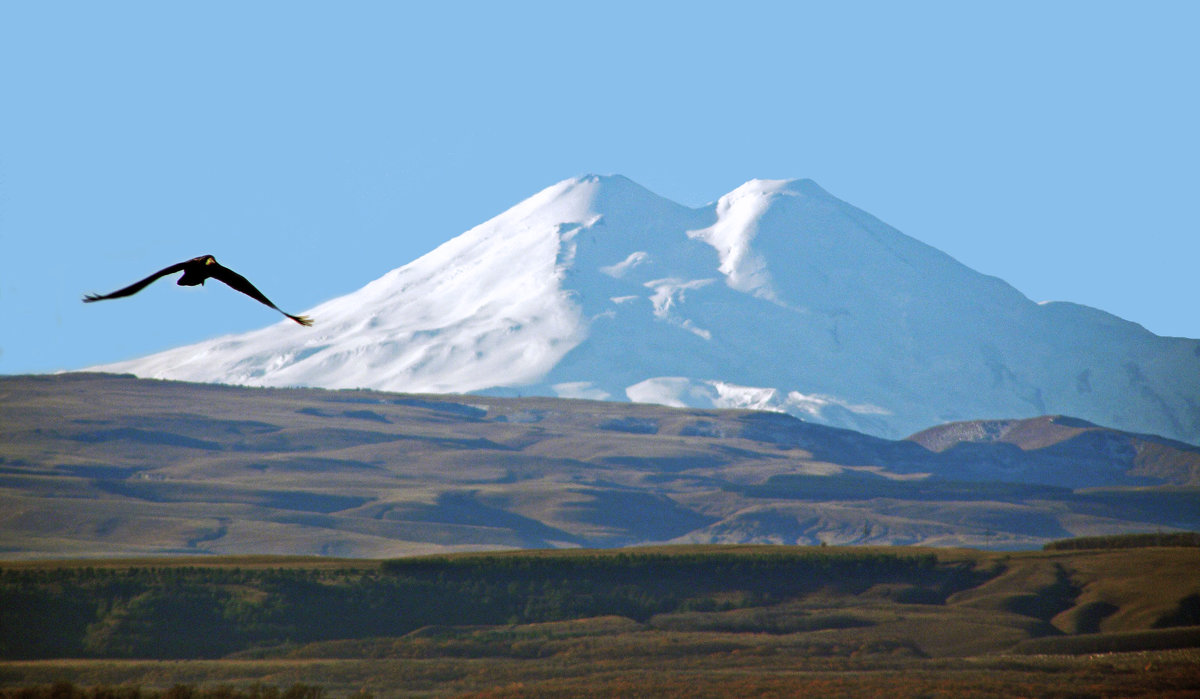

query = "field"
[4,543,1200,697]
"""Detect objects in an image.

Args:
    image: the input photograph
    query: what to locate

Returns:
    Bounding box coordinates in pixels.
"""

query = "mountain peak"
[550,173,694,218]
[724,177,828,199]
[573,173,638,188]
[88,175,1200,445]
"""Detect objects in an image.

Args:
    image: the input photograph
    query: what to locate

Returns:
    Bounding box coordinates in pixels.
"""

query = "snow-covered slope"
[91,175,1200,443]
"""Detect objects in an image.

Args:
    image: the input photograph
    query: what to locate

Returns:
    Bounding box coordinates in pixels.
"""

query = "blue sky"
[2,1,1197,375]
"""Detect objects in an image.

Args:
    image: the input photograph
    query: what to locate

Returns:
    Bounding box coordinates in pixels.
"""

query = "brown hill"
[0,373,1197,558]
[908,415,1200,485]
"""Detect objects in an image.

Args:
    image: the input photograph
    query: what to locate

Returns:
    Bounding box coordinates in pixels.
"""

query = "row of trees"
[2,549,982,660]
[1043,531,1200,550]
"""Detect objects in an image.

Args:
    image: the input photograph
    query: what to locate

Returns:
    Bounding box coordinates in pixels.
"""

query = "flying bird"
[83,254,313,326]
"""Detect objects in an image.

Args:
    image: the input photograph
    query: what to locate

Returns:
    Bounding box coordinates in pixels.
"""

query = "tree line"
[2,549,987,660]
[1043,531,1200,551]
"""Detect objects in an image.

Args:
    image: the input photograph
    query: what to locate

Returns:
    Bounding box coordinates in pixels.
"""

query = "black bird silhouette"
[83,254,313,326]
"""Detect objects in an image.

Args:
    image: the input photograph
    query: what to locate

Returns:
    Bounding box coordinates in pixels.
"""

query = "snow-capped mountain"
[91,175,1200,443]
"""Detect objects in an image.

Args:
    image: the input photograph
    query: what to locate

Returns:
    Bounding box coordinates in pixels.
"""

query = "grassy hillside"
[2,545,1199,697]
[2,373,1199,558]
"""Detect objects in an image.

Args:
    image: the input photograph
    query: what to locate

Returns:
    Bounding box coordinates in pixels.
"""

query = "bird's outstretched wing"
[209,263,313,326]
[82,261,191,302]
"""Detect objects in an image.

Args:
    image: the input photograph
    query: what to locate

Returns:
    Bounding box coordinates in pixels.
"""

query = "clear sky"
[2,1,1197,375]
